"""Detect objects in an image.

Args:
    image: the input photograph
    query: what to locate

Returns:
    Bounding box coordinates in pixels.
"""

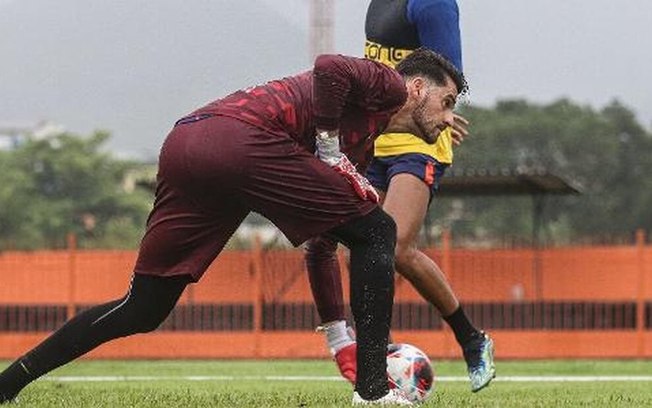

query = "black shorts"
[366,153,449,197]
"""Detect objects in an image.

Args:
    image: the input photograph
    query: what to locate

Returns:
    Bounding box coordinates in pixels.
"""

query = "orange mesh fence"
[1,232,650,359]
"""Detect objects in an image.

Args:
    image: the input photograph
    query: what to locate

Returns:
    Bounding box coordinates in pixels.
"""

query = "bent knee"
[122,302,173,334]
[372,209,397,247]
[394,243,419,272]
[332,207,397,249]
[136,316,166,333]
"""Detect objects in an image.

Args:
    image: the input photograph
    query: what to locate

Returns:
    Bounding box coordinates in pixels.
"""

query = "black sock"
[330,208,397,400]
[443,306,480,347]
[0,273,188,401]
[0,359,33,402]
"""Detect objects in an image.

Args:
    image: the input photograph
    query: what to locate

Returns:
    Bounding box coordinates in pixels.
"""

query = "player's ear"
[408,77,425,98]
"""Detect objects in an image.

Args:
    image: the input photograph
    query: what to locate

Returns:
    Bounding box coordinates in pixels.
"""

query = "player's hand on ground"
[332,156,379,203]
[451,113,469,146]
[334,343,357,384]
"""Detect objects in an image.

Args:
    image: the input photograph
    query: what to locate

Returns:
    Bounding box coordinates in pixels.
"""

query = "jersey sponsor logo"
[364,40,413,68]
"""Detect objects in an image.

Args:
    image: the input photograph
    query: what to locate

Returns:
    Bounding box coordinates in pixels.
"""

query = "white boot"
[352,389,412,405]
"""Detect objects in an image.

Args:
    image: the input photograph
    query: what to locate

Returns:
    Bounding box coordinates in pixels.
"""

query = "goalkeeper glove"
[315,129,378,203]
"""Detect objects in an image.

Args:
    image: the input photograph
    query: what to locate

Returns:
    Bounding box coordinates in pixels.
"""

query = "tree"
[433,98,652,245]
[0,131,152,250]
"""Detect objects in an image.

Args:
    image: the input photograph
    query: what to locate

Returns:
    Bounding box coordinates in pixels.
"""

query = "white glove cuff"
[315,129,343,166]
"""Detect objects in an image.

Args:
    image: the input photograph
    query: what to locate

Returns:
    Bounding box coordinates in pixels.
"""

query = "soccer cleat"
[317,323,358,384]
[462,331,496,392]
[334,343,357,384]
[352,389,413,406]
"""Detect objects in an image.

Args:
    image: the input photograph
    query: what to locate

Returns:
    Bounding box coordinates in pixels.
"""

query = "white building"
[0,120,65,150]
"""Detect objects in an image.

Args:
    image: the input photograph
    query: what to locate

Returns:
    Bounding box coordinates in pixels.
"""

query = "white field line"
[42,375,652,383]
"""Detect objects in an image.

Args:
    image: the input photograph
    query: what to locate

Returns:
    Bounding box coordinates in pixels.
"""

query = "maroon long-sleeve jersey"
[189,54,407,169]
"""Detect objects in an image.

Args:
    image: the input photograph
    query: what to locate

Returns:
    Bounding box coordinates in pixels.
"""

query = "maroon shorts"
[135,116,376,281]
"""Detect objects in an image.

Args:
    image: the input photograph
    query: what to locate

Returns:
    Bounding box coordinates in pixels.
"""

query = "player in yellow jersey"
[306,0,495,393]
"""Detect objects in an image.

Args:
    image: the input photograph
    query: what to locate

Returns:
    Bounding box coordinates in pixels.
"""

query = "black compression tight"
[0,273,189,402]
[329,207,397,400]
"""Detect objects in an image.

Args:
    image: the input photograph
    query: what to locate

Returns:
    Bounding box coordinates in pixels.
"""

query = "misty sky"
[1,0,651,159]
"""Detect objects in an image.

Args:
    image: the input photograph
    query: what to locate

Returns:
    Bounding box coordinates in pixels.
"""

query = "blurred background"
[0,0,651,360]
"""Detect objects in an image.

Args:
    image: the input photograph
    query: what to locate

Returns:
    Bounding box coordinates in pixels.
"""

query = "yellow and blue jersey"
[364,0,462,165]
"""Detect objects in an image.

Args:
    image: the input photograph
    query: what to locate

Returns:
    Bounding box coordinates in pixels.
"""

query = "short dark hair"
[396,47,468,95]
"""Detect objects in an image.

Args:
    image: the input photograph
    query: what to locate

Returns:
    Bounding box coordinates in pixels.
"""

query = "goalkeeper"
[1,49,465,405]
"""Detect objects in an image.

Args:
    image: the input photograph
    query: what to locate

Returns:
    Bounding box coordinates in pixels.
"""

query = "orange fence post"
[441,228,451,279]
[66,233,77,320]
[635,229,646,357]
[251,236,263,357]
[440,228,454,357]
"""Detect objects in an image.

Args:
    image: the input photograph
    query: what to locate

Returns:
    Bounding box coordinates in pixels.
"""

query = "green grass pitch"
[3,359,652,407]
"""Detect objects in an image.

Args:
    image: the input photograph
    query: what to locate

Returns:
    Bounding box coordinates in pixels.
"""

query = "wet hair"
[396,47,468,95]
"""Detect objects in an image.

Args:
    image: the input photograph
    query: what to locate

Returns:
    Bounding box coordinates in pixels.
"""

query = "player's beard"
[411,92,442,144]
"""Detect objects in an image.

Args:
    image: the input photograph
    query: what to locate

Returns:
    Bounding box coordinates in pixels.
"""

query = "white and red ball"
[386,343,435,403]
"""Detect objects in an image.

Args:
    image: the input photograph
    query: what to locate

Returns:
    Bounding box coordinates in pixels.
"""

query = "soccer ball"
[386,343,435,403]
